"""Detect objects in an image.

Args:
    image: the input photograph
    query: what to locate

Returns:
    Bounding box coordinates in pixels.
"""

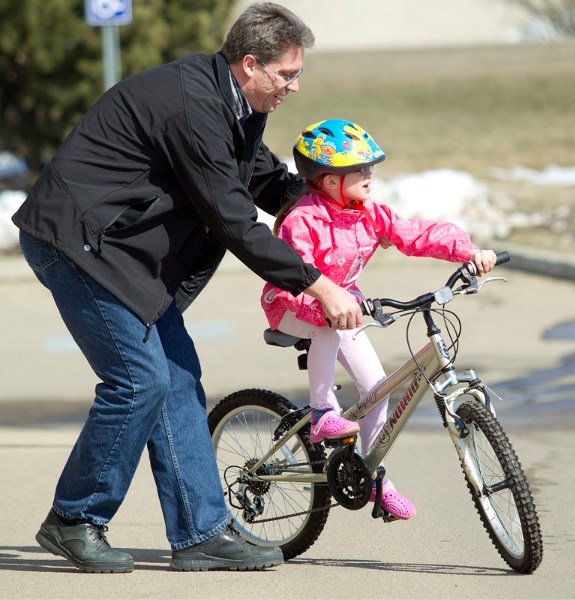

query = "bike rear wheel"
[208,388,331,560]
[456,396,543,573]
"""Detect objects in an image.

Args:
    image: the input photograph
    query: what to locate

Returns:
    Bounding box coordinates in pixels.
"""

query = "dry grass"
[266,41,575,173]
[264,41,575,252]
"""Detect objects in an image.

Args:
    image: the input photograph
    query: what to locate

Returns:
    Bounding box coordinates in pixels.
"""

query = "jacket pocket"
[94,196,159,255]
[104,196,159,233]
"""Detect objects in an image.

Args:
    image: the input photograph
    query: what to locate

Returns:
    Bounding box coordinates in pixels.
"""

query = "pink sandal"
[310,411,359,443]
[371,480,416,520]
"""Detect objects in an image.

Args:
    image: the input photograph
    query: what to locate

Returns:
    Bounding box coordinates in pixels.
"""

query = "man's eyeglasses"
[258,60,304,84]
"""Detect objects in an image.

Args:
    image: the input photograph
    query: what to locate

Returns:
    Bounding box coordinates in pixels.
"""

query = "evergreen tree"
[0,0,236,171]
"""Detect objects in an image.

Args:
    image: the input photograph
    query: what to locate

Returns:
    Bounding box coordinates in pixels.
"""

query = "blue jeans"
[19,231,228,550]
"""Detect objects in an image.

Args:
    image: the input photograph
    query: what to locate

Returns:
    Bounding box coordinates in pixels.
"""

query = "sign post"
[85,0,133,91]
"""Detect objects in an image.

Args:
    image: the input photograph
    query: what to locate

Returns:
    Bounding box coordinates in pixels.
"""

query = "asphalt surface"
[1,244,575,599]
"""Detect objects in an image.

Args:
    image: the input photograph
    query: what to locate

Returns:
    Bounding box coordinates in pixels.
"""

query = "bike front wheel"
[208,388,331,560]
[456,396,543,573]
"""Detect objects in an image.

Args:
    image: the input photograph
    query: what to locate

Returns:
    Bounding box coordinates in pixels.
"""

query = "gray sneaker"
[36,509,134,573]
[170,525,284,571]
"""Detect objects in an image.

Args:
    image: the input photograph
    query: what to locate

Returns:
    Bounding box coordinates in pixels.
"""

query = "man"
[13,2,362,573]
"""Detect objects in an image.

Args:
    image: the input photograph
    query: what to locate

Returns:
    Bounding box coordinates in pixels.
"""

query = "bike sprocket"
[326,447,372,510]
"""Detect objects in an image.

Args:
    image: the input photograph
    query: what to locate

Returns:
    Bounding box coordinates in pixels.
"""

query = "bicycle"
[208,251,543,574]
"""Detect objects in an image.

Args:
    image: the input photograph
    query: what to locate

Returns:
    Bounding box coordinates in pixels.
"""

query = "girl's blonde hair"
[273,174,326,235]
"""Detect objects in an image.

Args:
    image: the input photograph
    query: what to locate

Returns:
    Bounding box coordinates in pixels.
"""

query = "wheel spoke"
[208,390,331,559]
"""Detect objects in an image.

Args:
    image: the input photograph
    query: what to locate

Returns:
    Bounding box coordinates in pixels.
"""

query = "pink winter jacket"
[261,190,477,330]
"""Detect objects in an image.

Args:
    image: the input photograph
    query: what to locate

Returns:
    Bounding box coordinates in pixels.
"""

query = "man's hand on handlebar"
[469,249,497,276]
[304,274,363,330]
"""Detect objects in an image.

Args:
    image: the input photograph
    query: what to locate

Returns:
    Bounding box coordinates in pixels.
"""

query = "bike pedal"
[324,435,357,448]
[382,511,399,523]
[371,503,397,523]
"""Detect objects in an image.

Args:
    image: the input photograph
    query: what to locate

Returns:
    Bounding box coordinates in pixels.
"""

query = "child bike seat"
[263,328,305,348]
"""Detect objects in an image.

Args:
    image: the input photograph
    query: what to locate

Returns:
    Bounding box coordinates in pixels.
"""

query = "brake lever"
[476,276,508,291]
[353,321,386,338]
[354,299,398,338]
[455,276,508,295]
[355,315,398,337]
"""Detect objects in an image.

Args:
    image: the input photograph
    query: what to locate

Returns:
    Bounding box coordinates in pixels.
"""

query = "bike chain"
[244,458,340,524]
[248,500,339,524]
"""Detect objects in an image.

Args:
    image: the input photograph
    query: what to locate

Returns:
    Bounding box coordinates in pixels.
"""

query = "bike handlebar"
[361,251,510,318]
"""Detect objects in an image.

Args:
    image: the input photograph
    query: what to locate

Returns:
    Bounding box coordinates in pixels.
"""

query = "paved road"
[2,248,574,427]
[1,249,574,598]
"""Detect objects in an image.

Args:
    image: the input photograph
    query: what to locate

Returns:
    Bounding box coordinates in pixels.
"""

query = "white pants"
[277,311,390,457]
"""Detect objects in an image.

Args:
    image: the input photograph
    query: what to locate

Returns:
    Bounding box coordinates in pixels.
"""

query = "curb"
[494,242,575,282]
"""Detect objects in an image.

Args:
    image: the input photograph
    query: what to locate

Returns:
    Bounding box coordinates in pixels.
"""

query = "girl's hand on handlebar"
[305,275,363,330]
[469,249,497,276]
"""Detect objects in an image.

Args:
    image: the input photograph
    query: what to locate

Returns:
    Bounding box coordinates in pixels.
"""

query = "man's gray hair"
[221,2,315,64]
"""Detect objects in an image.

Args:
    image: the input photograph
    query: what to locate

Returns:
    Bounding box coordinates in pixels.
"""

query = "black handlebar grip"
[495,251,510,266]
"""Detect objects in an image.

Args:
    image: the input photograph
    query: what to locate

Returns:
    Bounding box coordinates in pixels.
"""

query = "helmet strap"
[318,174,350,209]
[338,174,363,210]
[319,176,378,232]
[338,174,371,213]
[339,176,348,207]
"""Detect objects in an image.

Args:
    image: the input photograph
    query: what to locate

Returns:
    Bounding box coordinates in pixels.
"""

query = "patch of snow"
[488,165,575,187]
[0,190,26,252]
[2,163,573,254]
[259,166,562,243]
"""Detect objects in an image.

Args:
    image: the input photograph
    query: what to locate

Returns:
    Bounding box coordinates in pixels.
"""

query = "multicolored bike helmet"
[293,119,385,180]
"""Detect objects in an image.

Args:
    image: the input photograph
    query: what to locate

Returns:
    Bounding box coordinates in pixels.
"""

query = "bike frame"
[211,254,543,574]
[244,310,495,495]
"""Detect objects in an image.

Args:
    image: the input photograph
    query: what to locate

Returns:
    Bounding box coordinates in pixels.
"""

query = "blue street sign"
[85,0,133,27]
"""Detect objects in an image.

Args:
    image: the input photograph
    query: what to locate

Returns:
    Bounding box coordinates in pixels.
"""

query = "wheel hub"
[244,458,272,495]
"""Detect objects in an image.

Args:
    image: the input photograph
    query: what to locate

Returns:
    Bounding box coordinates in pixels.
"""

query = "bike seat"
[263,328,306,348]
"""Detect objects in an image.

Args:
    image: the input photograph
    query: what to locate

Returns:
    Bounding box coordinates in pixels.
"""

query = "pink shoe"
[370,480,416,520]
[309,411,360,443]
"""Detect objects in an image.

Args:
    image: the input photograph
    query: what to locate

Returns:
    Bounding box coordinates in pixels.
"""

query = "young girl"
[261,119,496,520]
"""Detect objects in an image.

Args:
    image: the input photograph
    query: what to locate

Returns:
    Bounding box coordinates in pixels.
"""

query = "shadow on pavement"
[288,557,510,576]
[0,546,170,573]
[0,546,512,576]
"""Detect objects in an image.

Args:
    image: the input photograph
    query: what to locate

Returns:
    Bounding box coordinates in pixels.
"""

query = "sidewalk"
[2,244,575,416]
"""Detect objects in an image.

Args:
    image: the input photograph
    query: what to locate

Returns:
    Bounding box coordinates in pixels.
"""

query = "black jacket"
[13,52,320,326]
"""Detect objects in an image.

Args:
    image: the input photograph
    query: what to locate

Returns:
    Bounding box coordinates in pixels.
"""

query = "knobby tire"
[456,397,543,573]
